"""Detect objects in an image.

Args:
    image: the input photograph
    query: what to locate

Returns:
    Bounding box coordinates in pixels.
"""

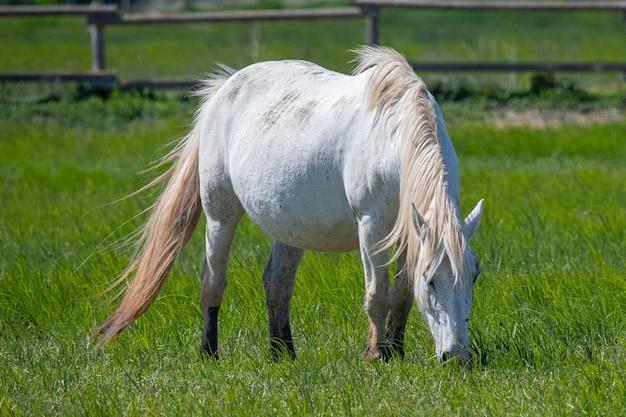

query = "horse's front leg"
[262,240,304,360]
[357,216,391,361]
[386,252,413,358]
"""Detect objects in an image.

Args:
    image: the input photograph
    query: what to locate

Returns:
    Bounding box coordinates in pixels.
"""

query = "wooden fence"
[1,1,625,90]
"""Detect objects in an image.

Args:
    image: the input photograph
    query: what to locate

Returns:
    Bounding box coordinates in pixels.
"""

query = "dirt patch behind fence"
[490,108,625,129]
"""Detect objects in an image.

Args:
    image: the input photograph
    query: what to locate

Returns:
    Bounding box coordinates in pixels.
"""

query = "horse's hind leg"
[386,252,413,358]
[262,240,304,360]
[200,198,243,360]
[199,259,218,357]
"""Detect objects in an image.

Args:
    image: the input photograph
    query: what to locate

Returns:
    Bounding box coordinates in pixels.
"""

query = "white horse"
[94,46,484,364]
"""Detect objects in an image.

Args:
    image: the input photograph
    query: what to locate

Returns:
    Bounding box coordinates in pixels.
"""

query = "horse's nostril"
[441,352,451,363]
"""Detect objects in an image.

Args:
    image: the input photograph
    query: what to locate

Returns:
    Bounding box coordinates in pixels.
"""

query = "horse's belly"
[258,215,359,252]
[232,169,359,252]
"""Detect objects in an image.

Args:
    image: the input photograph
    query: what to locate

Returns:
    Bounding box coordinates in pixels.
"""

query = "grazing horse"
[94,46,483,364]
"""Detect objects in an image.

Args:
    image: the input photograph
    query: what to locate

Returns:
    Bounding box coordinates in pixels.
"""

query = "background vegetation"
[1,1,625,91]
[1,2,625,416]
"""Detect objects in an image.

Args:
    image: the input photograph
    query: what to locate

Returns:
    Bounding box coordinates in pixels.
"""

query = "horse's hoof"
[363,345,392,362]
[270,339,296,361]
[199,346,219,362]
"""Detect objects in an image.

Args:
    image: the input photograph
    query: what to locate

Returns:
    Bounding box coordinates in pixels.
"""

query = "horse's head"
[412,200,483,366]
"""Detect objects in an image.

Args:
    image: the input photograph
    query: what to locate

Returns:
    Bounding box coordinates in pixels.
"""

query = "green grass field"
[1,88,625,416]
[1,4,626,416]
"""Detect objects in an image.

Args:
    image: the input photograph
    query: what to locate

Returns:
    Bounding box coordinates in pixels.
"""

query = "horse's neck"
[432,99,461,215]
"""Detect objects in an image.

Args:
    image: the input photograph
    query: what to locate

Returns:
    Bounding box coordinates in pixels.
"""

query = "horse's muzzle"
[439,350,472,368]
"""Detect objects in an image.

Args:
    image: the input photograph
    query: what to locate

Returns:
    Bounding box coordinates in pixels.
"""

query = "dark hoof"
[387,339,406,360]
[270,339,296,361]
[363,344,393,362]
[200,345,219,362]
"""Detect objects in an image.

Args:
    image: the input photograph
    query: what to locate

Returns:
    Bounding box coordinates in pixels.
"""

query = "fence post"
[88,0,106,71]
[361,5,380,45]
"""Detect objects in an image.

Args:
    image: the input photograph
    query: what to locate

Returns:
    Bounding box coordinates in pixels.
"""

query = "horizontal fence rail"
[1,1,625,90]
[0,4,117,16]
[110,7,364,24]
[0,71,116,84]
[356,0,626,11]
[409,62,626,73]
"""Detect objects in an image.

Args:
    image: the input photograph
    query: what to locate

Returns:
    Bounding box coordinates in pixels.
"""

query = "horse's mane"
[352,46,466,284]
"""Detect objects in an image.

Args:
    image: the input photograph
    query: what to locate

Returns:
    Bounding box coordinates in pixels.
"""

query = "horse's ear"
[462,199,484,240]
[412,204,428,242]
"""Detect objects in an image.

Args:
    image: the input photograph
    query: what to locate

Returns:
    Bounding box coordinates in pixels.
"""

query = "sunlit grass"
[1,90,625,415]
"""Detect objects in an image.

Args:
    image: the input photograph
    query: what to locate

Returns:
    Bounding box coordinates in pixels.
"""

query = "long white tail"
[93,73,232,345]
